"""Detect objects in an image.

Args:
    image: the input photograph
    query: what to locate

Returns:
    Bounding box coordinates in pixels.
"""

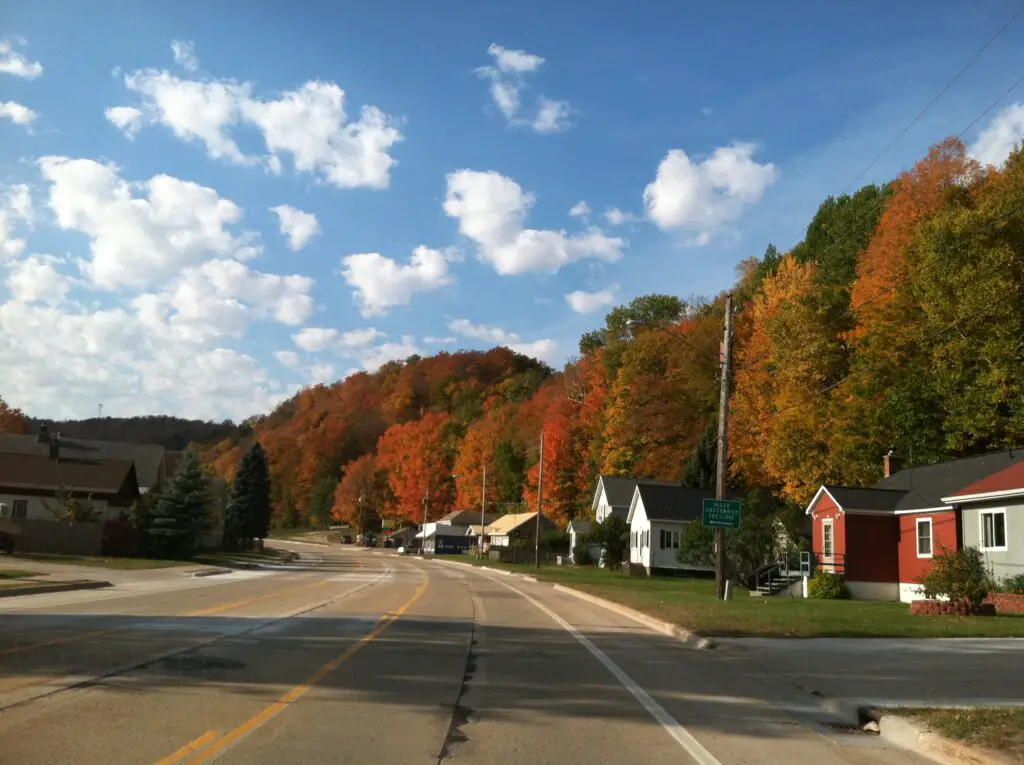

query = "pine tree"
[224,442,273,549]
[148,449,210,559]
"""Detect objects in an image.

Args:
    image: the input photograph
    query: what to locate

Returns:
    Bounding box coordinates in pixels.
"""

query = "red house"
[806,449,1024,601]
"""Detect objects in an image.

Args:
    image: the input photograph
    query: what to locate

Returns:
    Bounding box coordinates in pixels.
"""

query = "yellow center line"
[174,573,429,765]
[153,731,220,765]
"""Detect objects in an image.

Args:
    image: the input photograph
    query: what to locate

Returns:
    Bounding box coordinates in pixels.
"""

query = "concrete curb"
[0,579,113,598]
[875,712,1014,765]
[552,584,715,650]
[189,567,233,578]
[271,539,329,547]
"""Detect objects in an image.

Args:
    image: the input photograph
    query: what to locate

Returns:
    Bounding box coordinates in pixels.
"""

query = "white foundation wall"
[846,580,900,601]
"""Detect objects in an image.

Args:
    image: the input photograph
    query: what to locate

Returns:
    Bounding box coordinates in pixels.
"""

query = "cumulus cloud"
[0,101,37,127]
[5,255,74,304]
[0,184,33,259]
[565,285,618,314]
[39,156,259,290]
[424,336,457,345]
[444,169,623,274]
[643,143,777,236]
[271,204,320,250]
[970,103,1024,167]
[104,105,145,138]
[568,200,590,218]
[448,318,558,364]
[275,350,301,368]
[476,44,573,133]
[170,39,199,72]
[357,336,421,371]
[340,245,452,316]
[603,207,640,226]
[0,39,43,79]
[293,327,338,352]
[112,66,402,188]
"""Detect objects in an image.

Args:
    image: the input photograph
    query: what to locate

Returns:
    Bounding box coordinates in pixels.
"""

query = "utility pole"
[715,294,734,601]
[534,431,544,568]
[421,488,429,556]
[479,465,487,559]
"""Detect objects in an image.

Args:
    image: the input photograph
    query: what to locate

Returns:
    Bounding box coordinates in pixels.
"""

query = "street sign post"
[702,498,741,529]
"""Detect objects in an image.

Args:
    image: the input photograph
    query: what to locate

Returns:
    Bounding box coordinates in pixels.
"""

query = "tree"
[0,397,27,434]
[224,442,272,549]
[588,515,629,567]
[148,449,210,558]
[918,546,988,605]
[682,421,717,490]
[375,412,457,521]
[306,477,337,530]
[43,485,100,524]
[331,454,386,531]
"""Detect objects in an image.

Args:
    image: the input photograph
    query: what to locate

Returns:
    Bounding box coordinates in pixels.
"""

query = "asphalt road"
[0,544,932,765]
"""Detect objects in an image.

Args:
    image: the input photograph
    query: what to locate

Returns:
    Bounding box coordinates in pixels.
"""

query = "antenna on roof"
[97,403,103,419]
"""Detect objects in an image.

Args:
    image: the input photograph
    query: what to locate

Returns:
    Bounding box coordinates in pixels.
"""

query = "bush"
[917,546,988,605]
[809,571,850,599]
[1001,573,1024,595]
[573,541,592,566]
[588,515,629,566]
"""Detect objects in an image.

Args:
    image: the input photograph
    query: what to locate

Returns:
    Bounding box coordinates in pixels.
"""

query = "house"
[484,511,557,553]
[436,508,499,527]
[567,519,602,563]
[591,475,677,523]
[626,482,744,576]
[418,523,473,554]
[384,526,417,548]
[806,448,1024,601]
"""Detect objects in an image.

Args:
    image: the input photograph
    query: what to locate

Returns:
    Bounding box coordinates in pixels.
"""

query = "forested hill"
[26,416,239,451]
[199,137,1024,532]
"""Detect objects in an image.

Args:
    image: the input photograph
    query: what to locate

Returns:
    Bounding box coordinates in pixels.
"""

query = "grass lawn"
[903,708,1024,763]
[434,555,1024,638]
[0,569,39,580]
[11,553,190,570]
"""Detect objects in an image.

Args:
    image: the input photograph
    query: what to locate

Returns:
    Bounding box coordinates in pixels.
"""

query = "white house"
[567,519,602,564]
[591,475,677,523]
[627,482,740,576]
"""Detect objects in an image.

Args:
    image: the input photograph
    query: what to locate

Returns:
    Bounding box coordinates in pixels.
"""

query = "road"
[0,544,931,765]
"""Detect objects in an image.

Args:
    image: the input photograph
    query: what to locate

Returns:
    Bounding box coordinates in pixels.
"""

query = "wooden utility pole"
[534,431,544,568]
[715,294,734,600]
[479,465,487,559]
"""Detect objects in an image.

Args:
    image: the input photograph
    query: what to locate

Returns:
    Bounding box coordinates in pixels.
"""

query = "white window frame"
[822,518,834,558]
[916,517,933,558]
[980,509,1008,552]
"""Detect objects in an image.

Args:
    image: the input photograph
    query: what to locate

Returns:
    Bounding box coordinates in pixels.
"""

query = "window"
[822,519,833,557]
[981,510,1007,551]
[660,529,669,549]
[916,518,932,558]
[12,500,27,520]
[672,530,680,549]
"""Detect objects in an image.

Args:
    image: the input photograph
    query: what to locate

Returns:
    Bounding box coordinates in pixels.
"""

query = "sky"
[2,1,1024,423]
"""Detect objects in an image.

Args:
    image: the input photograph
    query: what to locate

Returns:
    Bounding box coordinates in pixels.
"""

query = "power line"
[959,70,1024,138]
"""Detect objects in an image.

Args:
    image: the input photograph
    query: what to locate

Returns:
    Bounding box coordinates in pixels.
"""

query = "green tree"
[588,514,629,567]
[148,449,210,558]
[43,485,101,524]
[224,442,272,549]
[306,477,337,530]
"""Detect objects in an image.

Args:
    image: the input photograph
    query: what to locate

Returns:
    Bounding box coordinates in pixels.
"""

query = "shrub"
[1001,573,1024,595]
[572,541,592,566]
[917,546,988,605]
[809,571,850,599]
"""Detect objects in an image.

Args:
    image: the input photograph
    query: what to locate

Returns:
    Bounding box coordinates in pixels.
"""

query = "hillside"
[26,415,239,451]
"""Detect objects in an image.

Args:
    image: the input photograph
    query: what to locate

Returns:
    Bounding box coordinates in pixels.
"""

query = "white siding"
[595,486,611,523]
[648,521,686,570]
[629,496,649,565]
[0,493,112,521]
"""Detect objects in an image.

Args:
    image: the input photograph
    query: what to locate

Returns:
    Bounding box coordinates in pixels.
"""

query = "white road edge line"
[483,572,723,765]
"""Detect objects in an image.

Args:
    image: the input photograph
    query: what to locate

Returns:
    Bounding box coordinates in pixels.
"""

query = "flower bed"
[910,600,997,616]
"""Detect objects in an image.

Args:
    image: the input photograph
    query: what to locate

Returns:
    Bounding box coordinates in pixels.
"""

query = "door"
[821,518,835,572]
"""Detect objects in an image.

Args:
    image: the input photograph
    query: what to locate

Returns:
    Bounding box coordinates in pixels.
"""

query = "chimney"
[38,423,49,444]
[883,448,902,478]
[49,433,60,462]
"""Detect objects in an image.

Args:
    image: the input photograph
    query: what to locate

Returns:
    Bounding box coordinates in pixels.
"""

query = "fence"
[5,519,104,556]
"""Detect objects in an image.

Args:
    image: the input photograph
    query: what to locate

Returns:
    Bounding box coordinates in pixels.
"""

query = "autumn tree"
[0,397,27,434]
[331,454,388,531]
[375,411,457,522]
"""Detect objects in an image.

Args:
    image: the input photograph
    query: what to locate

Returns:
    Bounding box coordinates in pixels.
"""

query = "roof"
[597,475,678,507]
[485,511,554,535]
[418,524,472,539]
[874,448,1024,511]
[632,484,744,523]
[0,453,138,495]
[438,509,499,525]
[820,486,907,512]
[567,520,591,533]
[0,433,166,489]
[947,460,1024,501]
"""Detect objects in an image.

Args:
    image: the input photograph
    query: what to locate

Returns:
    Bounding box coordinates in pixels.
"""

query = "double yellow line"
[156,574,428,765]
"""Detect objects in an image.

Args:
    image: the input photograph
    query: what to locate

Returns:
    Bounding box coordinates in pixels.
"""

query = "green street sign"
[702,498,741,529]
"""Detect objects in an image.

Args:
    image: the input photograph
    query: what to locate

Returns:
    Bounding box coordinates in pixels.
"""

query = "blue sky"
[2,1,1024,421]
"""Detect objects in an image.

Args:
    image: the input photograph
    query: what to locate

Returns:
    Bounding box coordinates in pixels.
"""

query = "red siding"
[845,514,899,582]
[898,510,959,584]
[811,492,846,562]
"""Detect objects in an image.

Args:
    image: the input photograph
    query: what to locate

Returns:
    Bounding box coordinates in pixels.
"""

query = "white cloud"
[308,362,336,385]
[0,101,37,127]
[510,338,559,365]
[118,67,402,188]
[603,207,640,225]
[275,350,300,368]
[339,327,384,347]
[271,204,320,250]
[532,97,572,133]
[424,336,457,344]
[293,326,338,352]
[104,106,145,138]
[0,184,32,259]
[170,40,199,72]
[476,44,572,133]
[565,285,618,314]
[644,143,778,234]
[341,245,452,316]
[5,255,74,304]
[444,169,624,274]
[39,156,258,290]
[970,102,1024,167]
[0,40,43,79]
[568,200,590,218]
[448,318,518,344]
[357,336,421,371]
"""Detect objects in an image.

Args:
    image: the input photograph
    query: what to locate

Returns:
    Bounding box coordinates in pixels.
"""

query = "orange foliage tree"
[0,396,28,434]
[375,411,457,522]
[330,454,388,530]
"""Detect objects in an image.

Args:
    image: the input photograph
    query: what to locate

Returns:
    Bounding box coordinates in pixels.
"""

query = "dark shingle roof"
[600,475,678,507]
[0,434,165,490]
[636,483,744,522]
[438,509,499,525]
[823,486,906,511]
[0,453,137,495]
[874,448,1024,511]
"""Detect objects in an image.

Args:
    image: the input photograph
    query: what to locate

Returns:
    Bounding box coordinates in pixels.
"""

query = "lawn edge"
[872,709,1017,765]
[0,579,112,598]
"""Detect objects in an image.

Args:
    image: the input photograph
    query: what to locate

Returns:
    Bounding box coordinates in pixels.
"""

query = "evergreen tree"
[148,449,210,559]
[225,442,273,548]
